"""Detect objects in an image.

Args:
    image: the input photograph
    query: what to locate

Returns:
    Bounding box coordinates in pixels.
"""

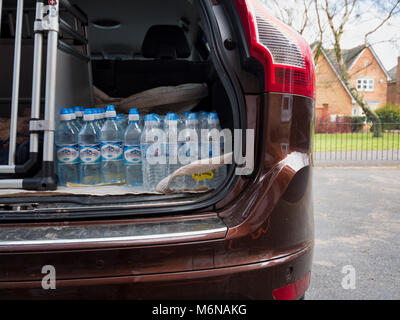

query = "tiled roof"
[388,65,397,81]
[324,45,364,75]
[313,43,391,103]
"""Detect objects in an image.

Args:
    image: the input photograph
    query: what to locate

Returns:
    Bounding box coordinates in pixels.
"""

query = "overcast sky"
[340,14,400,71]
[260,0,400,71]
[322,8,400,71]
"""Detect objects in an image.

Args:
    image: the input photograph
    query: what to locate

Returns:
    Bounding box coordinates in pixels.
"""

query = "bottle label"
[80,144,101,164]
[57,144,80,164]
[124,145,142,165]
[142,143,165,162]
[101,142,123,161]
[184,142,198,158]
[166,143,178,159]
[192,171,214,181]
[209,142,222,158]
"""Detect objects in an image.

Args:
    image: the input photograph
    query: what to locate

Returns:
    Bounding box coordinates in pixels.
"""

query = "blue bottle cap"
[84,109,95,121]
[166,113,179,121]
[188,113,199,121]
[145,114,158,122]
[105,106,117,118]
[208,112,219,121]
[129,109,139,120]
[67,108,77,120]
[129,109,139,122]
[74,107,83,117]
[60,108,73,121]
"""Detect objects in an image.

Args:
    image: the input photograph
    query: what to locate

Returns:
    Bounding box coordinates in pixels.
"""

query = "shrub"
[343,116,366,132]
[375,105,400,131]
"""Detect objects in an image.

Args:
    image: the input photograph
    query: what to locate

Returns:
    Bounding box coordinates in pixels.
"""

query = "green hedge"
[376,105,400,130]
[343,116,366,132]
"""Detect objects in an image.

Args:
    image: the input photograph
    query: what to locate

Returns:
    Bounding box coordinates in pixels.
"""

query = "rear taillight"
[233,0,315,99]
[272,272,311,300]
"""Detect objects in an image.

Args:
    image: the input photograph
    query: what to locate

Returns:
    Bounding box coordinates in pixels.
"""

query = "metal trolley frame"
[0,0,91,190]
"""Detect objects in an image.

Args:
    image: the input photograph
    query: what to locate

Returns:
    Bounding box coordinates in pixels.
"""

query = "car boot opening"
[0,0,245,218]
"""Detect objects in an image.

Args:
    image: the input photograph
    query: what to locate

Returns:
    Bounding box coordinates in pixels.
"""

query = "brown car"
[0,0,315,300]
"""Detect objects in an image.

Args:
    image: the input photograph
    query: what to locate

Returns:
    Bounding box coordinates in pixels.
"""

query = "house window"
[366,100,381,111]
[352,107,358,116]
[356,78,374,92]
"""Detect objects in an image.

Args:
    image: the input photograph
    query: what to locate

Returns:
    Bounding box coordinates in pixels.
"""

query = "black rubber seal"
[15,152,39,175]
[22,161,57,191]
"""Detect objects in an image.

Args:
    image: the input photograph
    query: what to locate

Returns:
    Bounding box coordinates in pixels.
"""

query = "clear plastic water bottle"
[55,108,80,186]
[117,114,128,131]
[199,111,209,159]
[124,109,143,186]
[141,114,166,191]
[100,108,106,126]
[93,108,102,132]
[165,113,184,190]
[178,111,191,132]
[68,108,81,133]
[74,106,84,130]
[198,111,209,130]
[92,108,99,130]
[179,113,200,190]
[207,113,227,189]
[139,114,144,130]
[99,105,125,184]
[117,114,123,127]
[124,114,129,129]
[197,111,211,188]
[153,114,164,130]
[78,109,102,185]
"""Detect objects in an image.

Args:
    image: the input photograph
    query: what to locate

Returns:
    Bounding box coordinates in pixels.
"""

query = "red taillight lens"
[272,272,311,300]
[233,0,316,99]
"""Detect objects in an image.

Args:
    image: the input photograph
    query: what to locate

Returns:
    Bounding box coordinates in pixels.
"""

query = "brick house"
[387,57,400,106]
[313,44,392,122]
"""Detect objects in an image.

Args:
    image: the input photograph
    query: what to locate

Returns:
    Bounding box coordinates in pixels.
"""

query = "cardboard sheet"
[0,185,209,198]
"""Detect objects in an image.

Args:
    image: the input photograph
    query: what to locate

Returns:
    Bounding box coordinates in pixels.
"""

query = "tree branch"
[364,0,400,46]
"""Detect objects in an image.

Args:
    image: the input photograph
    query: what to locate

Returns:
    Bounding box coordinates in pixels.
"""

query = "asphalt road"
[307,167,400,300]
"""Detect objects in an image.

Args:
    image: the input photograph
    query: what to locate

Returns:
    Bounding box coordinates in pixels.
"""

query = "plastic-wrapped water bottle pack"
[55,105,227,192]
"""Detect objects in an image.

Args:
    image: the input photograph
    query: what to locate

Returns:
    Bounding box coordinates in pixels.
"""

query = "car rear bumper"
[0,242,313,300]
[0,153,314,300]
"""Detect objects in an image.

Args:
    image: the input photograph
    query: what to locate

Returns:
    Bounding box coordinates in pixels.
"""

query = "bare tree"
[314,0,400,137]
[260,0,314,35]
[261,0,400,136]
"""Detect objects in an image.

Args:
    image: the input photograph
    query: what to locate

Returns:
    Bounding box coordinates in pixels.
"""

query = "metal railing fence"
[313,121,400,163]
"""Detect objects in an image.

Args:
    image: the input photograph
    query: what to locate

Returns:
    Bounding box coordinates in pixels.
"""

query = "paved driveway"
[308,168,400,300]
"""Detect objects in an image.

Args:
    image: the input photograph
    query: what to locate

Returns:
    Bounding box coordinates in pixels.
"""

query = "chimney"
[397,56,400,83]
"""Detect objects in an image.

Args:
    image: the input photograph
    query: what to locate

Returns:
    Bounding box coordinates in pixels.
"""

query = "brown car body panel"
[0,92,314,299]
[0,246,313,300]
